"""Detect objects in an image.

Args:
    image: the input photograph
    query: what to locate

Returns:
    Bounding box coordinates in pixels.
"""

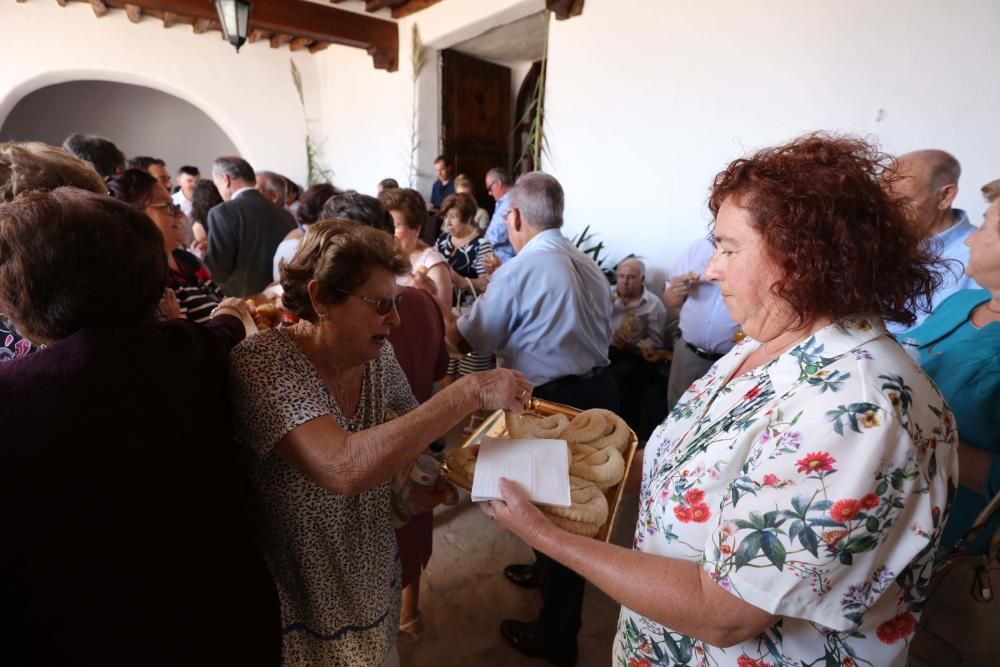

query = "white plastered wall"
[0,1,312,184]
[543,0,1000,277]
[310,0,545,196]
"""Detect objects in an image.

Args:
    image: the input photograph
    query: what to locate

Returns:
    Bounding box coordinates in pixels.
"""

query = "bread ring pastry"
[560,410,608,444]
[541,476,609,526]
[505,411,570,440]
[569,446,625,491]
[569,444,599,462]
[590,410,630,453]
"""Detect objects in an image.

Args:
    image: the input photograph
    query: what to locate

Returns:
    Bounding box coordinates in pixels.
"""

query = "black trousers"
[529,367,619,647]
[608,347,658,435]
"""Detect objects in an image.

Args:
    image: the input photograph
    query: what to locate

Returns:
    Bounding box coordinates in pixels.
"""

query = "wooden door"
[441,50,512,214]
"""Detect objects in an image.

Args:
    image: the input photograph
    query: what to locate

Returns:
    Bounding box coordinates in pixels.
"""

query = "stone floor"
[399,421,640,667]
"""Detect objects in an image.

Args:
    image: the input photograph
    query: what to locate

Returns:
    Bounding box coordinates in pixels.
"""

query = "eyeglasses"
[338,290,403,315]
[147,201,183,217]
[486,180,497,191]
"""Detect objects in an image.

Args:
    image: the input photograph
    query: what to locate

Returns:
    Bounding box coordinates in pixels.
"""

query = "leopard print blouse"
[230,328,417,666]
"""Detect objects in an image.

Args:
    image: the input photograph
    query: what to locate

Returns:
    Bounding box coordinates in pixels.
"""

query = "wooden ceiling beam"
[124,3,143,22]
[91,0,397,69]
[89,0,109,18]
[364,0,394,11]
[247,29,269,43]
[191,16,211,33]
[161,10,176,27]
[289,37,313,52]
[269,33,292,48]
[308,41,331,53]
[546,0,584,20]
[391,0,440,19]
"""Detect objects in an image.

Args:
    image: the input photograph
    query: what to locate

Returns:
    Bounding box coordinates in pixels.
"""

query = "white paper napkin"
[471,436,571,508]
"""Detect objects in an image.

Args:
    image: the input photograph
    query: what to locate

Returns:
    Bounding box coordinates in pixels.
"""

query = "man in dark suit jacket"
[205,156,296,297]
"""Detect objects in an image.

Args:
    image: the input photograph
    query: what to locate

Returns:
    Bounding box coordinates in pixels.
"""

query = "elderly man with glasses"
[483,167,516,264]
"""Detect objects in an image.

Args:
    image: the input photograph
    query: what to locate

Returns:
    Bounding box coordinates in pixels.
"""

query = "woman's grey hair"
[508,171,564,230]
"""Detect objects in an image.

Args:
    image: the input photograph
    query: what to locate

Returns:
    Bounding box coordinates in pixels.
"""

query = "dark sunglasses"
[147,201,183,217]
[339,290,402,315]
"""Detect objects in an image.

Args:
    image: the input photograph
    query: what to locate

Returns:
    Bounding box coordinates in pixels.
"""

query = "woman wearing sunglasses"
[108,169,223,323]
[230,220,531,667]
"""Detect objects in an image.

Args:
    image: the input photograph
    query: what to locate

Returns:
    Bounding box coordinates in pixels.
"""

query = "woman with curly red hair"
[487,134,958,667]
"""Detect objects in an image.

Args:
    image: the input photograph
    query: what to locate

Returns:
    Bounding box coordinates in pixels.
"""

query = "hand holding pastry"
[411,267,437,295]
[664,275,692,309]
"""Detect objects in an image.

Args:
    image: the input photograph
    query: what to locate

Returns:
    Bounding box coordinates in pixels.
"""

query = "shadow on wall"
[0,80,239,177]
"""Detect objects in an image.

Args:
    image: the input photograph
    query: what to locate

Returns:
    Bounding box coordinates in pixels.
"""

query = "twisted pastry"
[560,410,606,443]
[569,445,625,491]
[505,411,570,439]
[561,409,630,453]
[541,476,609,528]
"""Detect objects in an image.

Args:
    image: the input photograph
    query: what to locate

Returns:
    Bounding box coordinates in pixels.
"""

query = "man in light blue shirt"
[888,149,980,335]
[446,171,615,666]
[483,167,516,263]
[663,237,741,408]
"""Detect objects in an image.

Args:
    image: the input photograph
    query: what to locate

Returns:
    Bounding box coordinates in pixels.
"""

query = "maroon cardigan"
[0,316,280,666]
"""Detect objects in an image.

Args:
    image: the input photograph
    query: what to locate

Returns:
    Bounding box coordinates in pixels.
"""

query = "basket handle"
[954,486,1000,554]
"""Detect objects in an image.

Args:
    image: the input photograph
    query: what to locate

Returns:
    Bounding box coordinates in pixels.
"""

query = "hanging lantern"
[212,0,253,53]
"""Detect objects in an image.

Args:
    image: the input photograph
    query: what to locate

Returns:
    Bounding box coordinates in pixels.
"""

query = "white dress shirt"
[671,238,740,354]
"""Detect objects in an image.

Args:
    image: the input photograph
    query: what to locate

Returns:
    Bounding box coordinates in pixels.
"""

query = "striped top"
[170,249,224,323]
[435,233,493,280]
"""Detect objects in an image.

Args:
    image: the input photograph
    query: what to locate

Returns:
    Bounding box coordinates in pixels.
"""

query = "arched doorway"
[0,80,239,178]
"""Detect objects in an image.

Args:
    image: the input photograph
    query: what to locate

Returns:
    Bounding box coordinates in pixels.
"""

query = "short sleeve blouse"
[615,317,957,667]
[230,329,417,666]
[397,246,448,288]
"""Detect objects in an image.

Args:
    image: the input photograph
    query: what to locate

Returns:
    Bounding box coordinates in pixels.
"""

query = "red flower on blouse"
[737,655,772,667]
[629,656,653,667]
[690,503,711,523]
[859,493,880,510]
[796,451,836,475]
[762,473,781,487]
[743,386,762,401]
[830,499,862,522]
[875,611,916,644]
[684,488,705,505]
[674,505,693,523]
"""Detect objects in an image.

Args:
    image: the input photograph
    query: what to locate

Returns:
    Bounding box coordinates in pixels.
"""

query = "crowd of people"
[0,131,996,667]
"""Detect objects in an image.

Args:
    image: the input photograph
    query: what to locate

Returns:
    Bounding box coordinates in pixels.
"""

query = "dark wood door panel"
[441,49,511,212]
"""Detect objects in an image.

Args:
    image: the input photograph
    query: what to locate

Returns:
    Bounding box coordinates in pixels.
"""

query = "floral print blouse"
[615,317,957,667]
